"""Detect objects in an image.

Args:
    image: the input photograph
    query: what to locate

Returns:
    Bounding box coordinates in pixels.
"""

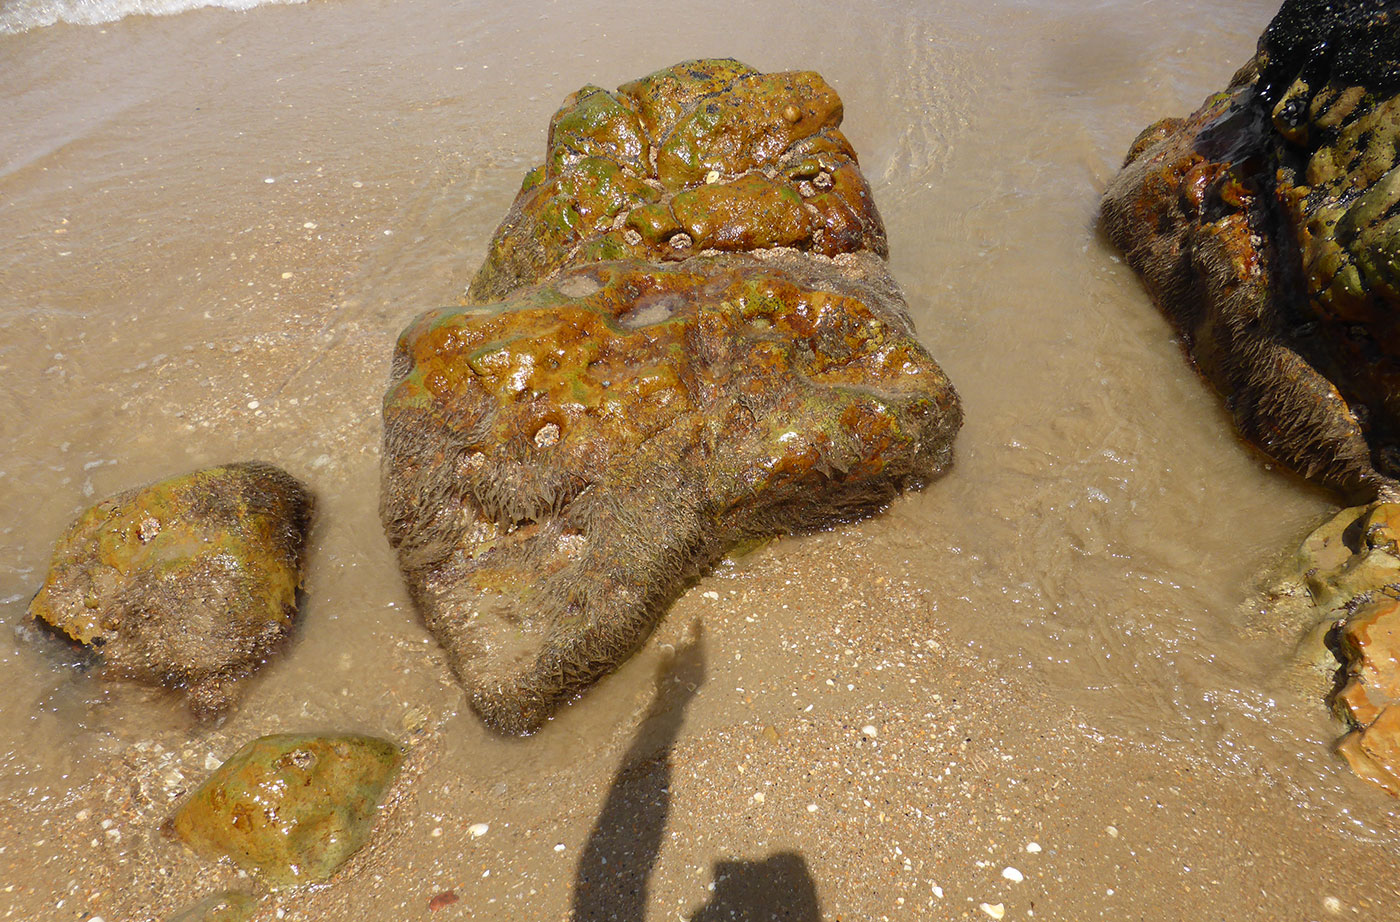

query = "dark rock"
[382,60,961,734]
[1102,0,1400,502]
[169,734,403,888]
[28,462,313,717]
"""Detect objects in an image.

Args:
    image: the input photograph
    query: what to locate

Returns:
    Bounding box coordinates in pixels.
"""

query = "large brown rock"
[381,60,961,734]
[29,462,313,717]
[1102,0,1400,502]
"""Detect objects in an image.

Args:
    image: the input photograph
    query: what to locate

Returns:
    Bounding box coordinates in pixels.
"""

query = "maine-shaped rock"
[169,734,403,888]
[382,60,962,734]
[28,462,313,716]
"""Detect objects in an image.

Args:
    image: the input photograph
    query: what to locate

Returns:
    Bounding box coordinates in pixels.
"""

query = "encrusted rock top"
[29,461,313,716]
[384,251,960,733]
[1102,0,1400,502]
[469,59,886,302]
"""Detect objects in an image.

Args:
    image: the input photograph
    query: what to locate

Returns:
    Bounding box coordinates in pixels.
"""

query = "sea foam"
[0,0,308,35]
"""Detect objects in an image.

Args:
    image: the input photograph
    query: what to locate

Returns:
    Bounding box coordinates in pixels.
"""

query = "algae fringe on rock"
[28,461,314,718]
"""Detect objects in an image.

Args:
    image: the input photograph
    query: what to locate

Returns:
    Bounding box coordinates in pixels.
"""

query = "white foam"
[0,0,308,35]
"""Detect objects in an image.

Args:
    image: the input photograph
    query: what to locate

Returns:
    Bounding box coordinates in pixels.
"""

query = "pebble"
[204,753,222,772]
[701,590,719,600]
[428,891,458,912]
[751,792,765,804]
[1106,825,1119,838]
[705,170,720,184]
[1324,896,1343,914]
[264,177,275,184]
[806,803,818,813]
[554,843,566,852]
[303,222,317,229]
[932,884,943,898]
[861,724,878,739]
[980,902,1005,920]
[1002,866,1024,883]
[1025,842,1042,853]
[468,823,489,838]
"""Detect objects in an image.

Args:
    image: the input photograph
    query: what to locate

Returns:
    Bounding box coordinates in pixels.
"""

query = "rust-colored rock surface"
[1102,0,1400,502]
[382,60,961,734]
[29,462,313,717]
[468,59,886,302]
[1262,502,1400,794]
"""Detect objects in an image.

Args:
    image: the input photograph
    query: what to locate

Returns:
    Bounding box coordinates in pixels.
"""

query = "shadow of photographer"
[572,624,821,921]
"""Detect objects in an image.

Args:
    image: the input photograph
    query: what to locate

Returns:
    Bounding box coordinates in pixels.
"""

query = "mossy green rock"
[170,734,402,888]
[1102,0,1400,501]
[385,60,959,735]
[28,462,313,716]
[469,59,886,303]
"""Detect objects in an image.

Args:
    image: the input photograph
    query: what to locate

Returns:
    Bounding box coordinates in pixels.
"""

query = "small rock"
[170,734,403,888]
[164,890,259,922]
[1002,866,1024,882]
[428,891,459,912]
[860,724,878,739]
[28,462,314,718]
[980,902,1005,920]
[468,822,489,838]
[1025,842,1041,853]
[1106,825,1118,837]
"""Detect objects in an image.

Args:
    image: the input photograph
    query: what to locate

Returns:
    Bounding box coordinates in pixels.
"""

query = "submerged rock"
[28,462,313,717]
[1102,0,1400,502]
[169,734,403,888]
[165,891,260,922]
[382,60,961,734]
[1259,503,1400,795]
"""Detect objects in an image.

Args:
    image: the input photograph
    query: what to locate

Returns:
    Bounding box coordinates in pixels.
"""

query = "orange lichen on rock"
[468,59,885,303]
[383,253,960,734]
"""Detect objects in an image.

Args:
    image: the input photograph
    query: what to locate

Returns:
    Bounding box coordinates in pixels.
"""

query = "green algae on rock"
[383,60,961,735]
[468,59,886,303]
[1102,0,1400,503]
[169,734,403,888]
[28,462,313,717]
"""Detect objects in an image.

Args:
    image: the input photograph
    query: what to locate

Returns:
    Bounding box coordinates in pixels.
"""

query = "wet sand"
[2,0,1398,919]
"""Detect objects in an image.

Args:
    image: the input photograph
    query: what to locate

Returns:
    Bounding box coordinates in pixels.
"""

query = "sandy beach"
[2,0,1398,918]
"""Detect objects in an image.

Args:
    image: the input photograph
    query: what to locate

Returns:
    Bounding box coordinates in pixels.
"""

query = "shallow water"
[3,0,1398,919]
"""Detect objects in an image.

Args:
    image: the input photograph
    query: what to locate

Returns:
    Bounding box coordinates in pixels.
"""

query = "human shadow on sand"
[571,627,821,921]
